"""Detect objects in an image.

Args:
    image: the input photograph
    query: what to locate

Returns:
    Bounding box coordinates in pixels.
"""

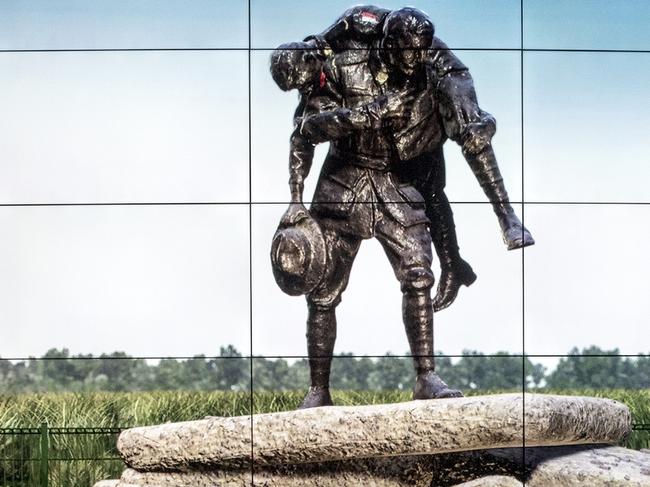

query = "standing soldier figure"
[270,7,533,409]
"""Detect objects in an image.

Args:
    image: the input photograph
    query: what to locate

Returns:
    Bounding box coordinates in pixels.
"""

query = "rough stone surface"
[117,456,433,487]
[432,445,650,486]
[506,445,650,486]
[93,481,120,487]
[114,446,650,486]
[451,477,523,487]
[117,394,630,470]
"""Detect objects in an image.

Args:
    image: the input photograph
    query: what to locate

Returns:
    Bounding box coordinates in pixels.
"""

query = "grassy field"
[1,389,648,486]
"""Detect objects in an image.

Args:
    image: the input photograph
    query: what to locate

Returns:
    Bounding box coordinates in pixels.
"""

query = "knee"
[400,266,435,293]
[307,298,339,314]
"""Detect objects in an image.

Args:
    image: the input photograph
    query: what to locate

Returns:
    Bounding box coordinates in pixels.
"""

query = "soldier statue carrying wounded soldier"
[269,5,534,409]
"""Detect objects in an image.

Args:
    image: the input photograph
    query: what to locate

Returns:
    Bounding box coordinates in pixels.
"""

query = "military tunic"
[296,48,435,309]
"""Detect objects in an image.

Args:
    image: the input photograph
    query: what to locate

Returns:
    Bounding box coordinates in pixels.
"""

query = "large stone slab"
[437,445,650,486]
[93,482,120,487]
[117,455,435,487]
[501,445,650,486]
[114,446,650,486]
[117,394,630,470]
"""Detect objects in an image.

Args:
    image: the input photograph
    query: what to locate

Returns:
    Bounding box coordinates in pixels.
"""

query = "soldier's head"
[381,8,434,77]
[270,41,324,92]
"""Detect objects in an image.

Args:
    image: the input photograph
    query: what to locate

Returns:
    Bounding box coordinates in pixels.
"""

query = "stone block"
[117,394,631,471]
[115,446,650,486]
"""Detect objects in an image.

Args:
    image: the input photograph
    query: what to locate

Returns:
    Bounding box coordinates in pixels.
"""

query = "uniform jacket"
[302,48,429,237]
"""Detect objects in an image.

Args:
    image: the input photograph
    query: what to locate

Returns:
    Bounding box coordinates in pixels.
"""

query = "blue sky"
[0,0,248,49]
[0,2,648,371]
[524,0,650,51]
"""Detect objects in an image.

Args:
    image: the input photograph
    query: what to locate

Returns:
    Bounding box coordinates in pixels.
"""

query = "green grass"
[0,391,251,429]
[0,392,251,487]
[0,389,648,487]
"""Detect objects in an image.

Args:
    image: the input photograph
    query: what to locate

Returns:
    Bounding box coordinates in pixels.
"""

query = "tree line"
[1,345,648,393]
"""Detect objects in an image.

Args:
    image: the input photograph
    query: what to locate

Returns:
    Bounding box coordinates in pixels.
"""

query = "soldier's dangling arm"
[282,95,316,226]
[283,80,351,225]
[431,38,534,249]
[289,95,315,204]
[428,36,483,130]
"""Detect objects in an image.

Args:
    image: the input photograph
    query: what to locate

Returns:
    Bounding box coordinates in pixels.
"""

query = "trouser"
[395,150,469,275]
[305,211,436,389]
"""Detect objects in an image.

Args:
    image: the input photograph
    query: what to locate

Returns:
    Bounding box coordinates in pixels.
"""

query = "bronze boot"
[463,143,534,250]
[427,195,477,312]
[403,289,463,399]
[298,305,336,409]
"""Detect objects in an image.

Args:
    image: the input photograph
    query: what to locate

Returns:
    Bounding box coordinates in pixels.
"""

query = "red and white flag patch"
[359,11,379,24]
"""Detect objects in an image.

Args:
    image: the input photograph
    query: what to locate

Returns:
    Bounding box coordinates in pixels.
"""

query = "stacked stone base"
[113,446,650,486]
[95,394,650,487]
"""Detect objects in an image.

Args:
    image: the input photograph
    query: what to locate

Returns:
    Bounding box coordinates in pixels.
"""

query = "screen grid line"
[1,47,648,54]
[247,0,255,483]
[2,200,650,207]
[521,0,527,481]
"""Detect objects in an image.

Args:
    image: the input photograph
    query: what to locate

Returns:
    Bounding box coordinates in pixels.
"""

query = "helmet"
[271,212,327,296]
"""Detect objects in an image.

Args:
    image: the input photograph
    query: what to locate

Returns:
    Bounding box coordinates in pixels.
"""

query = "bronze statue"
[270,6,533,409]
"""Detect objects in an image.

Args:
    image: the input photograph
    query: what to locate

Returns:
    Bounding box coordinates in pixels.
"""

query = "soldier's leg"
[461,125,534,250]
[300,222,361,409]
[438,73,534,249]
[376,219,462,399]
[424,179,477,311]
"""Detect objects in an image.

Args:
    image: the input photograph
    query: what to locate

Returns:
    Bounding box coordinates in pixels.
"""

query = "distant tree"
[545,346,634,389]
[634,355,650,388]
[212,346,248,390]
[154,358,186,390]
[331,354,375,390]
[285,359,310,389]
[2,344,648,393]
[451,351,526,390]
[368,354,413,390]
[253,358,290,391]
[525,360,547,388]
[0,359,11,380]
[94,352,142,391]
[181,355,214,390]
[130,359,156,391]
[2,361,35,392]
[38,348,90,390]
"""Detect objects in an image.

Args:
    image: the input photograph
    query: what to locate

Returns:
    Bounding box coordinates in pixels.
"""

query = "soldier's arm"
[286,82,350,204]
[300,84,412,144]
[430,36,501,183]
[288,95,315,204]
[279,95,316,227]
[429,36,469,76]
[282,83,365,226]
[429,36,487,136]
[299,99,391,144]
[295,61,411,154]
